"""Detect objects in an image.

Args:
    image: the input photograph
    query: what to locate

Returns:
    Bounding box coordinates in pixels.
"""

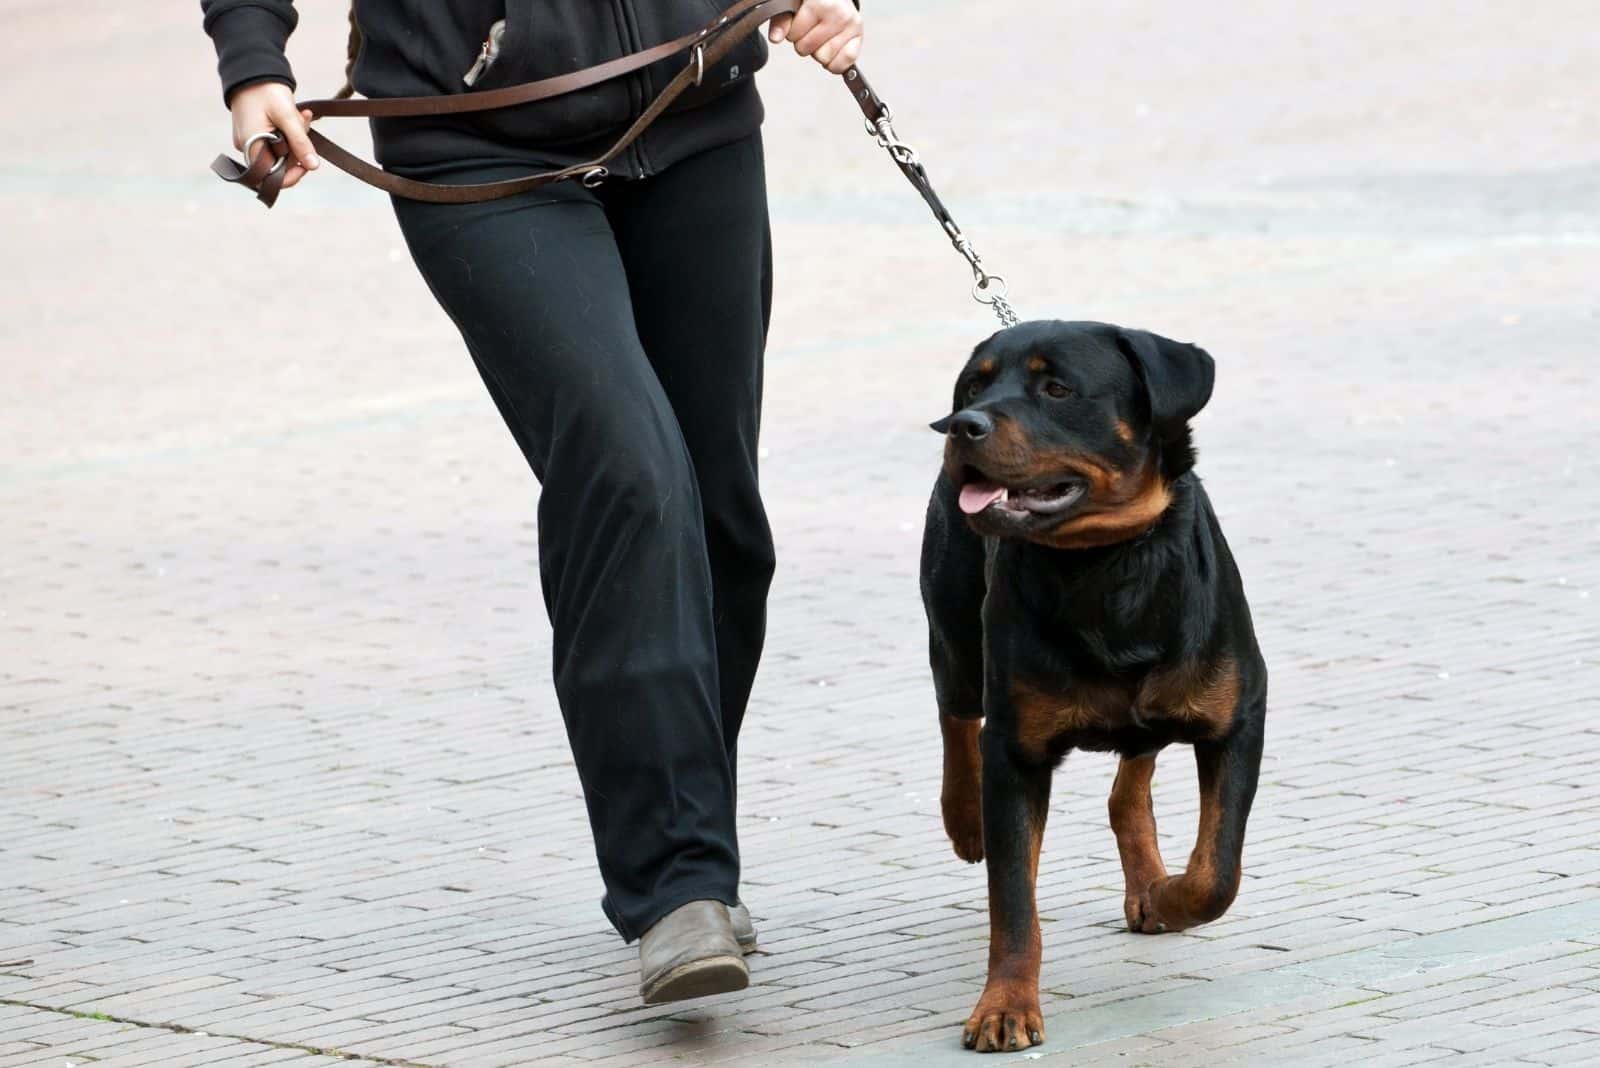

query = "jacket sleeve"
[200,0,299,105]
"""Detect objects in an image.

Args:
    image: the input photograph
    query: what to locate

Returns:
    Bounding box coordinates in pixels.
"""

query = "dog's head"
[932,321,1215,549]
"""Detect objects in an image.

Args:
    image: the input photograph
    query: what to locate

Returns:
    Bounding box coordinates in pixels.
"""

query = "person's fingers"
[280,162,309,190]
[813,33,842,68]
[268,101,320,172]
[824,33,863,75]
[792,17,840,58]
[768,12,793,43]
[783,7,822,51]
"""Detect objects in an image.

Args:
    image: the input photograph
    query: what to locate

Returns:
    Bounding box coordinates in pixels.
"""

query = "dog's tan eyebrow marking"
[976,358,996,376]
[1027,355,1049,374]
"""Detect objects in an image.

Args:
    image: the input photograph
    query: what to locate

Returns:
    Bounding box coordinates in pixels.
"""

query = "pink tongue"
[959,481,1006,515]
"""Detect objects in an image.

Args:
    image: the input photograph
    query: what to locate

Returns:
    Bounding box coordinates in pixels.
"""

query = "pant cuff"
[606,883,739,944]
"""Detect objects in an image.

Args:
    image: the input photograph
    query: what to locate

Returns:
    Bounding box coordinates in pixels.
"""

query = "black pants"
[391,135,775,941]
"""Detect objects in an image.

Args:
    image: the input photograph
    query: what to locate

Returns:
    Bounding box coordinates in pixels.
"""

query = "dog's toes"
[962,1007,1044,1053]
[949,831,985,864]
[1129,880,1176,934]
[942,799,985,863]
[1123,893,1144,932]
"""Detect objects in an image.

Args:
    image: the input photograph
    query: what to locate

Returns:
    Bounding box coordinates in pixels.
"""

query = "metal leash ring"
[240,131,288,178]
[972,273,1008,304]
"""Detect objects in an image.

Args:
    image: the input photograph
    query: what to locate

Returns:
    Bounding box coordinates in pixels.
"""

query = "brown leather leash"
[212,0,1017,325]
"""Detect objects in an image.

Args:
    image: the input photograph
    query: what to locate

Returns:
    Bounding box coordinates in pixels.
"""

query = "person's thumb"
[769,13,792,43]
[269,100,321,172]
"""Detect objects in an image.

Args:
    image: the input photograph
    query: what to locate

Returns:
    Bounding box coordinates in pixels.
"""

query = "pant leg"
[390,182,738,941]
[600,134,777,773]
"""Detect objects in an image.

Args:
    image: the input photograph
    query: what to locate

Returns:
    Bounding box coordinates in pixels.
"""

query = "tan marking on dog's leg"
[1108,753,1168,930]
[1133,740,1247,933]
[941,714,984,863]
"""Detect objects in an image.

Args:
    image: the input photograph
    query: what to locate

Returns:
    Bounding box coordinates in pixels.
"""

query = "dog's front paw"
[941,791,984,863]
[961,984,1044,1053]
[1126,882,1173,933]
[1128,874,1214,934]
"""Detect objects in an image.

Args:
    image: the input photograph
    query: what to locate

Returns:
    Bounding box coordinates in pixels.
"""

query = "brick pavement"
[3,1,1599,1064]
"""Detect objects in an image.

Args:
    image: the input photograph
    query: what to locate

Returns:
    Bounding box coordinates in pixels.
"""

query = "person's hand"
[228,81,320,191]
[769,0,863,75]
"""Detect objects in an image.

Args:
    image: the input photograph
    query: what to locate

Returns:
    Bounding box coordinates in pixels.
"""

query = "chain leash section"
[866,106,1019,329]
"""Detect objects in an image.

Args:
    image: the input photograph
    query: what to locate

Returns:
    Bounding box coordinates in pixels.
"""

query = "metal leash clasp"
[869,107,921,169]
[862,100,1019,328]
[945,220,1019,328]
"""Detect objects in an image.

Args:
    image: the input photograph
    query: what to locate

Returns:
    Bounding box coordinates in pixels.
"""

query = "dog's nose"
[948,410,994,441]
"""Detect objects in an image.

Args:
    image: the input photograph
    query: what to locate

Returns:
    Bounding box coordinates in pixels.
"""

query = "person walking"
[199,0,863,1004]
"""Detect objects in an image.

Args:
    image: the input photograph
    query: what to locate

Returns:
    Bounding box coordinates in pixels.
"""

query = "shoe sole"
[640,954,749,1005]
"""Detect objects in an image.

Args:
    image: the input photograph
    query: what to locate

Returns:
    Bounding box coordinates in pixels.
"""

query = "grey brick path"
[4,1,1598,1064]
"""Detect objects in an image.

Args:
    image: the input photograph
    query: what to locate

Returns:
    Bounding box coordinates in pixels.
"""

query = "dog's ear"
[929,415,954,434]
[1115,328,1215,479]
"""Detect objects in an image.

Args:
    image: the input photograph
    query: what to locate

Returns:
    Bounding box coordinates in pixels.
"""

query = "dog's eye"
[1044,381,1074,399]
[964,380,983,402]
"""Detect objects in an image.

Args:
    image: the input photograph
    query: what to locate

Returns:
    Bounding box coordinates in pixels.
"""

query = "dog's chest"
[1006,659,1239,757]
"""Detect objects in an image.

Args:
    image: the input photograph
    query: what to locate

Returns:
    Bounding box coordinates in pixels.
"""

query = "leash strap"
[212,0,800,207]
[211,0,1018,323]
[839,68,1019,327]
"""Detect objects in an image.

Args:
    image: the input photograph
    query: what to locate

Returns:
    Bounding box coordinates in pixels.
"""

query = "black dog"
[920,321,1266,1053]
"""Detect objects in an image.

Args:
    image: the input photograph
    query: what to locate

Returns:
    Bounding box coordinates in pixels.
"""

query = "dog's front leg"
[1132,709,1264,933]
[962,725,1050,1052]
[940,713,984,862]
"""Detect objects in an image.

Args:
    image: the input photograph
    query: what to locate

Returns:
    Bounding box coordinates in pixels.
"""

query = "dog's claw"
[963,996,1044,1054]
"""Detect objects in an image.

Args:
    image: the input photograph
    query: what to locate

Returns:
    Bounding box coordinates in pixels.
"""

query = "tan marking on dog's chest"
[1010,679,1133,758]
[1137,658,1241,734]
[1009,658,1240,755]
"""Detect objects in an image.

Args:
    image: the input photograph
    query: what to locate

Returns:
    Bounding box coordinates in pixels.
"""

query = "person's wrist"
[225,76,294,110]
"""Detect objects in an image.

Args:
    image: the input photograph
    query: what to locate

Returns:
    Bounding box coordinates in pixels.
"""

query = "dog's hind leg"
[1109,752,1169,931]
[922,474,989,862]
[1131,711,1264,933]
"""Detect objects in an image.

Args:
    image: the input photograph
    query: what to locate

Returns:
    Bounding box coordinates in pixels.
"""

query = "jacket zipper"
[462,19,507,87]
[612,0,648,179]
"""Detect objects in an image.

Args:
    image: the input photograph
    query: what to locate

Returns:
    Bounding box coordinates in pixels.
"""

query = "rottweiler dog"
[920,321,1266,1053]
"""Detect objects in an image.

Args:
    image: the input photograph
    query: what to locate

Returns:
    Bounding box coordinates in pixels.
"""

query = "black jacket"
[200,0,772,178]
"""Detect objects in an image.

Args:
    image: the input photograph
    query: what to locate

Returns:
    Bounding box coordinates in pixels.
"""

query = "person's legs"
[391,181,738,941]
[601,134,777,775]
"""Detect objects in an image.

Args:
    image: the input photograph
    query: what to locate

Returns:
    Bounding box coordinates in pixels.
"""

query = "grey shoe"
[729,901,758,954]
[638,900,749,1005]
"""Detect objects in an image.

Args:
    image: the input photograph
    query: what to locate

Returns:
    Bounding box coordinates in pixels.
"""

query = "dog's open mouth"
[958,474,1087,518]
